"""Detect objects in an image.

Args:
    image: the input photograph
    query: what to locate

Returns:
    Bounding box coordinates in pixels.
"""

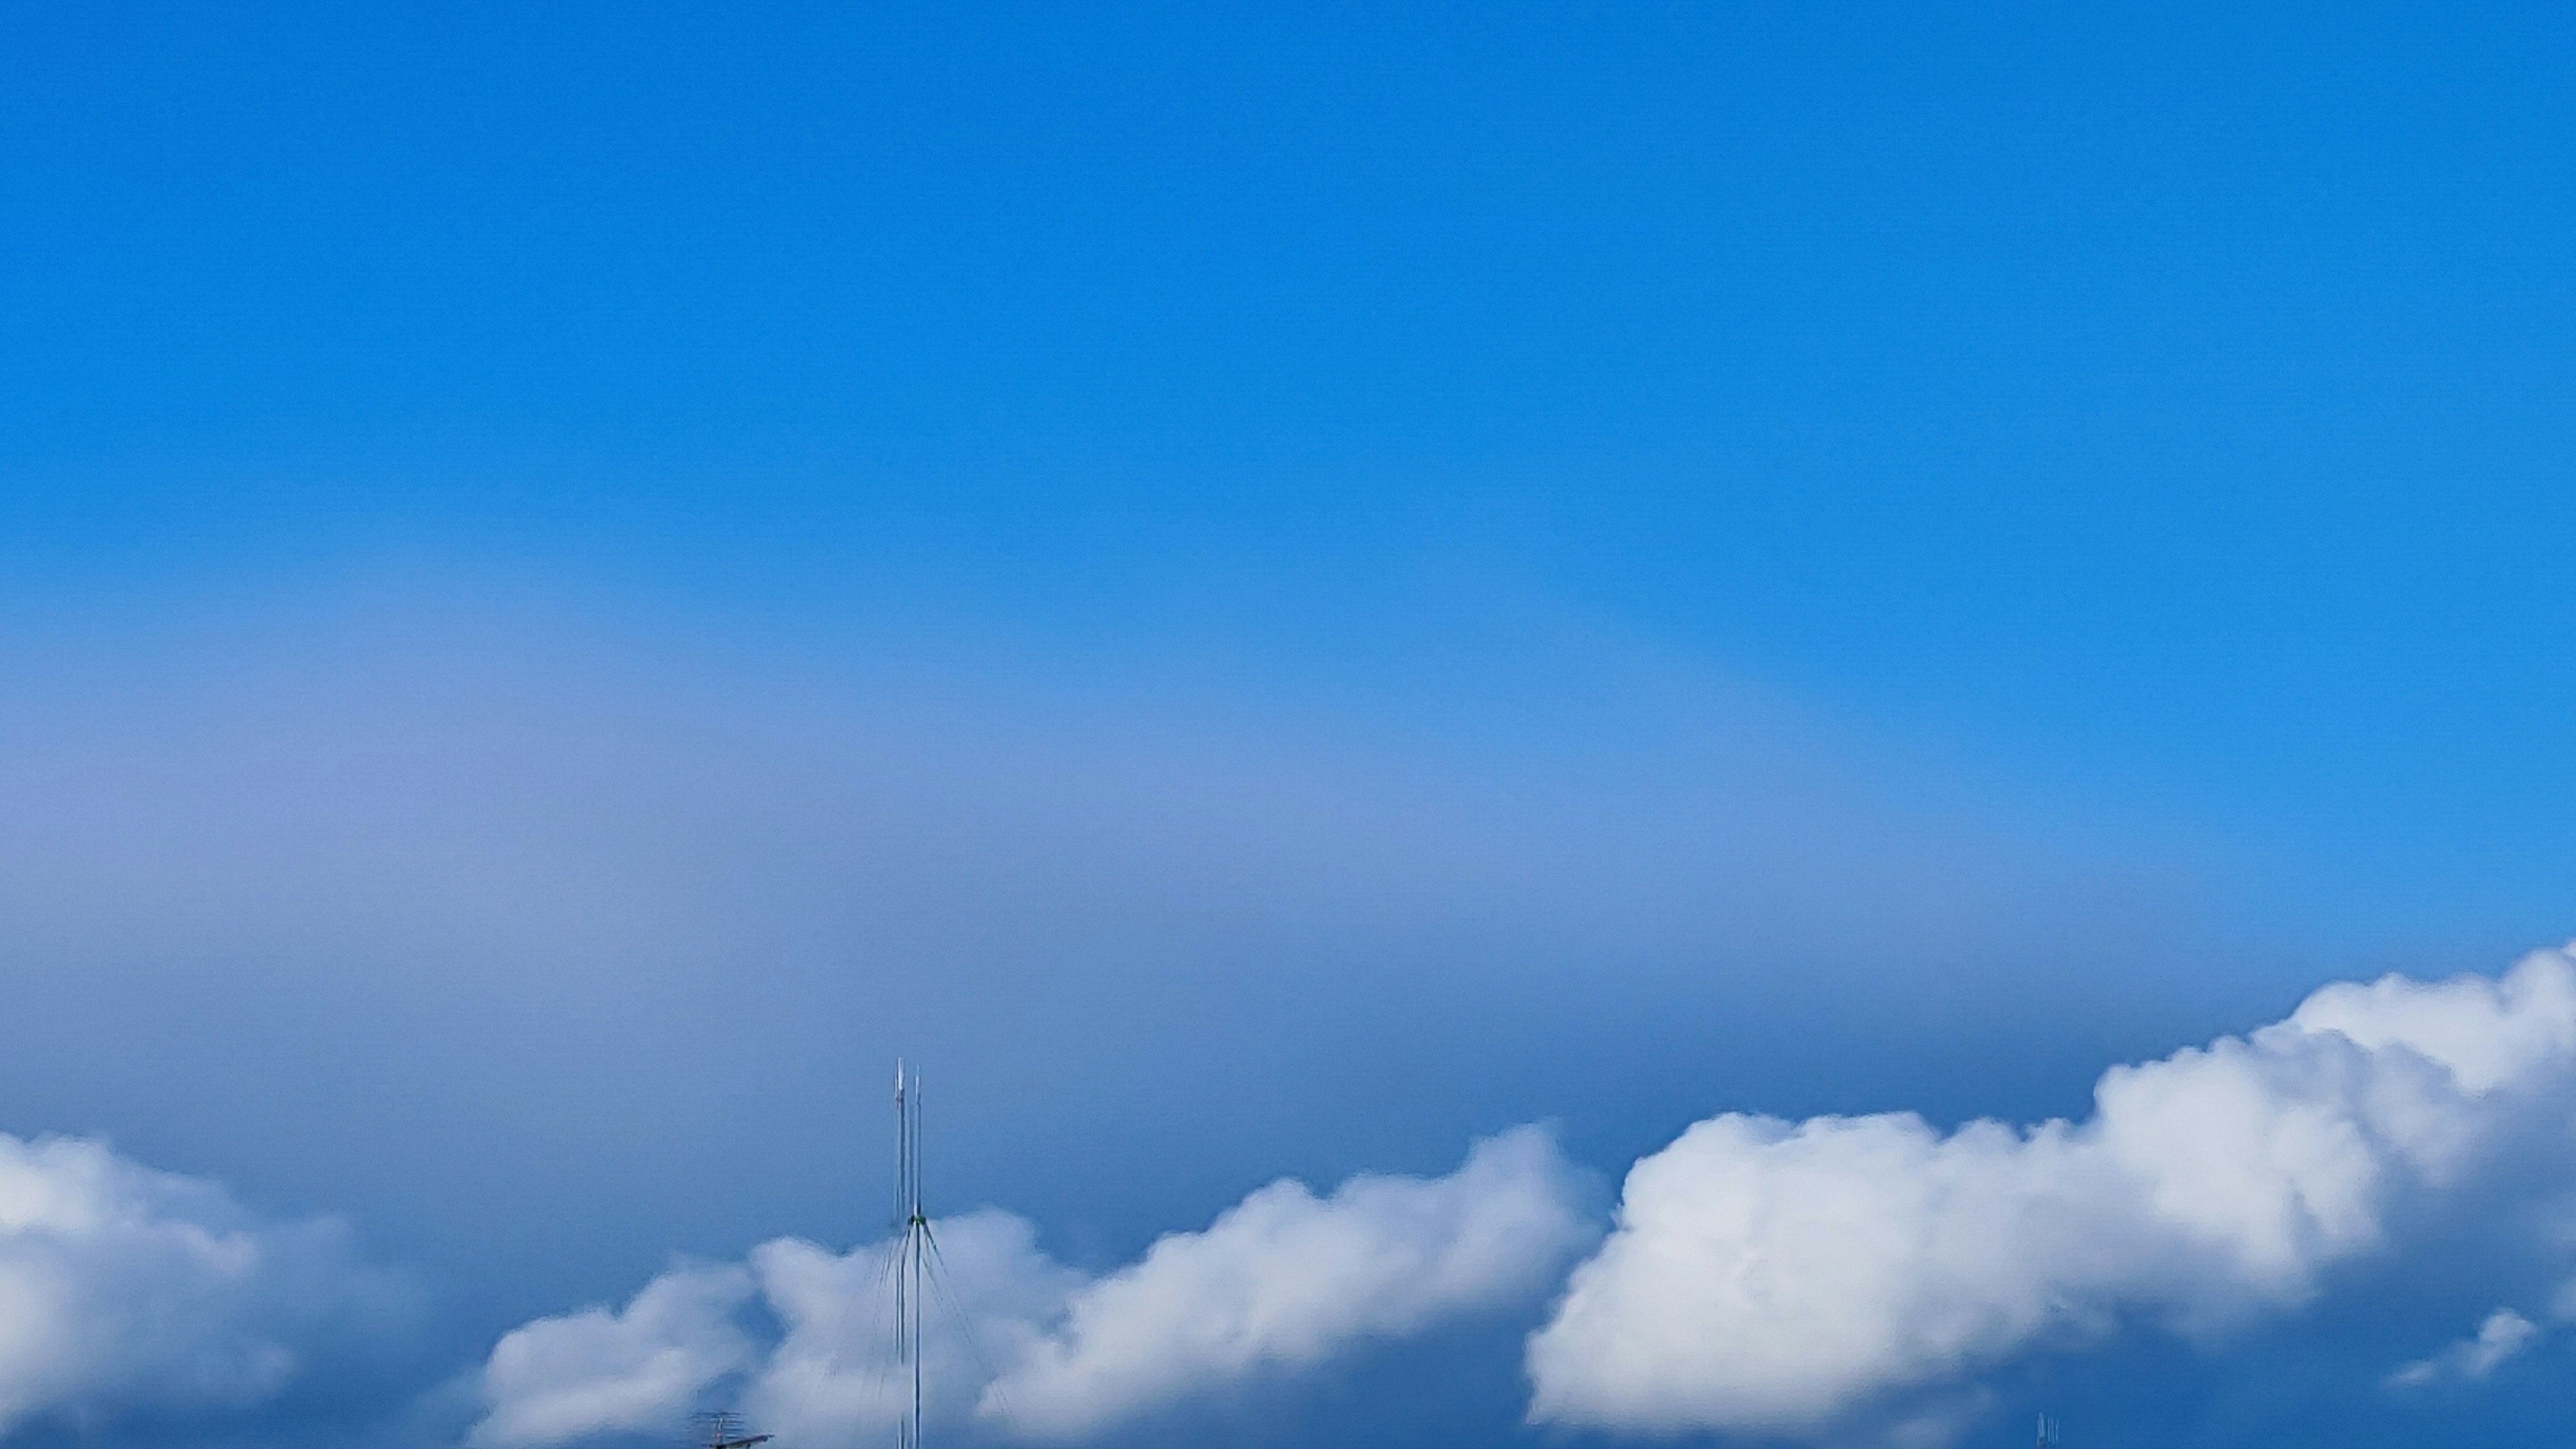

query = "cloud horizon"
[19,943,2576,1447]
[437,943,2576,1449]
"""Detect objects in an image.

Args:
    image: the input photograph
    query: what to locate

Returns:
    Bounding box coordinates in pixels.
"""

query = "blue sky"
[3,3,2575,1448]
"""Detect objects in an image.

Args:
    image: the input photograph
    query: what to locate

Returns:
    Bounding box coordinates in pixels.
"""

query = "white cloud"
[468,1128,1589,1447]
[2386,1309,2541,1389]
[745,1209,1082,1445]
[0,1132,397,1436]
[470,1265,756,1448]
[985,1124,1589,1440]
[1526,945,2576,1440]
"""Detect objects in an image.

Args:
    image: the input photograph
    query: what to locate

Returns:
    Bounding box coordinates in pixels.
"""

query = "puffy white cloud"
[470,1265,757,1448]
[0,1132,398,1436]
[1526,946,2576,1440]
[469,1128,1589,1447]
[745,1209,1082,1445]
[986,1124,1589,1439]
[467,1215,1071,1449]
[2386,1308,2541,1389]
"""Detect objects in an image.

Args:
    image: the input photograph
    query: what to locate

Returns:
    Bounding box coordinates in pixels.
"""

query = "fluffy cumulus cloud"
[985,1125,1587,1438]
[0,1132,398,1437]
[471,1265,758,1448]
[1527,946,2576,1440]
[469,1127,1589,1447]
[747,1209,1083,1443]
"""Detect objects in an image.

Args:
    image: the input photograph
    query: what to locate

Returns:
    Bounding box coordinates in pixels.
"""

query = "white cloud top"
[468,1126,1589,1447]
[1525,946,2576,1439]
[0,1132,393,1437]
[471,1265,756,1448]
[987,1124,1587,1438]
[745,1209,1083,1444]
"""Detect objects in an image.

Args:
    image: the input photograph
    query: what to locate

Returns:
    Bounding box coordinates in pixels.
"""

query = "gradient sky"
[3,4,2575,1448]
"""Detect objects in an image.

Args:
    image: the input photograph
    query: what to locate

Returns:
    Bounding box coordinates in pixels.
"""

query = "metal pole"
[912,1074,924,1449]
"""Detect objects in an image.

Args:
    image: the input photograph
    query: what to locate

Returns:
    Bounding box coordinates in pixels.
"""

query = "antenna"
[693,1411,772,1449]
[894,1062,928,1449]
[2036,1414,2059,1449]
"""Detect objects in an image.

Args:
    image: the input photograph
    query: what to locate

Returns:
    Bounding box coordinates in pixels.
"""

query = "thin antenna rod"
[912,1071,924,1449]
[893,1061,928,1449]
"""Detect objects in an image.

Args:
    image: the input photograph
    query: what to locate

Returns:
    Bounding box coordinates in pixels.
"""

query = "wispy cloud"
[2385,1309,2542,1389]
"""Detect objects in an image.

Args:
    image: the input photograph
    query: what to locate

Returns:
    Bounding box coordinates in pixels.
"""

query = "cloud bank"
[470,1126,1589,1447]
[0,1132,398,1438]
[471,946,2576,1448]
[1528,945,2576,1440]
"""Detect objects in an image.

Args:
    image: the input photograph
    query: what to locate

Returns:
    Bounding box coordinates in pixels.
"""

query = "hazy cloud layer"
[0,1132,399,1438]
[1527,947,2576,1440]
[470,1128,1589,1447]
[0,605,2232,1440]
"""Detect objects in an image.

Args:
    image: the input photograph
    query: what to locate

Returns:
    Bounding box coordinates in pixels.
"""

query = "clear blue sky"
[9,1,2573,915]
[2,4,2573,1448]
